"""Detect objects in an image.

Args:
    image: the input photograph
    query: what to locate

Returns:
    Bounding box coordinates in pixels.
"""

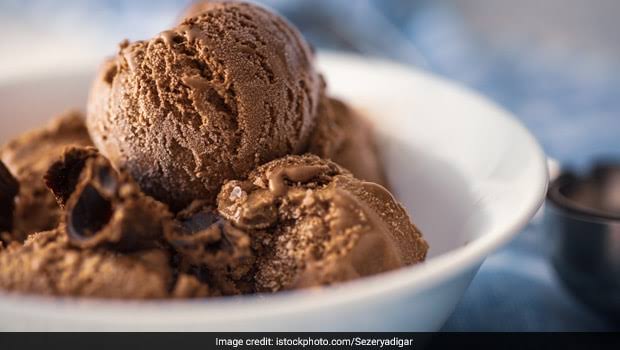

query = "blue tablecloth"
[443,221,617,331]
[1,0,619,331]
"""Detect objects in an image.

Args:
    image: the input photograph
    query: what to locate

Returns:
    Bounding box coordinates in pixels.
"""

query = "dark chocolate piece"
[0,161,19,234]
[165,202,253,279]
[46,147,173,251]
[0,111,94,242]
[44,146,99,208]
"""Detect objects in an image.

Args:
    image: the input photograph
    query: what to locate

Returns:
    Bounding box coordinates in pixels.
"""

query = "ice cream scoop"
[88,1,322,210]
[310,96,388,187]
[217,154,428,292]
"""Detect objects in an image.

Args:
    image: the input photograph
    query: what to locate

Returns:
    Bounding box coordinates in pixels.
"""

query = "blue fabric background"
[1,0,618,331]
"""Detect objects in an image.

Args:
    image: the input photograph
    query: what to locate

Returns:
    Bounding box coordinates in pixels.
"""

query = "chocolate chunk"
[0,161,19,234]
[0,110,94,242]
[44,146,99,208]
[46,147,173,251]
[165,202,253,279]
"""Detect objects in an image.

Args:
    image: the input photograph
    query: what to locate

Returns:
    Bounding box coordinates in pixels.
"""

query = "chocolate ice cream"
[42,147,255,297]
[182,2,387,187]
[310,96,388,187]
[0,0,429,300]
[45,147,172,251]
[0,111,93,242]
[165,200,255,296]
[179,0,238,20]
[0,229,209,299]
[217,154,427,292]
[0,161,19,237]
[88,0,322,210]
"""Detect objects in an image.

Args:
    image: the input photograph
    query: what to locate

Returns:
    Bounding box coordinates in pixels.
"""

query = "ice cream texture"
[0,0,428,299]
[217,154,427,291]
[87,1,322,210]
[0,111,93,243]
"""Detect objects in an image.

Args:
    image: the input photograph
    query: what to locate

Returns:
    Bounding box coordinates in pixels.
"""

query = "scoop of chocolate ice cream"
[217,154,427,292]
[0,111,93,242]
[88,1,321,210]
[309,97,388,187]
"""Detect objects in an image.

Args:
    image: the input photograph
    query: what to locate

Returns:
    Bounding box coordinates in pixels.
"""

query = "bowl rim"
[0,52,549,323]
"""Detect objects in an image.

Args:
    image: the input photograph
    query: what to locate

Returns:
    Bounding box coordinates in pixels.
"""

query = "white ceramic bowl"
[0,53,547,331]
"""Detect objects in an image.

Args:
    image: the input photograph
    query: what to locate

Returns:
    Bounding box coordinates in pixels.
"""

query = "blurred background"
[1,0,618,331]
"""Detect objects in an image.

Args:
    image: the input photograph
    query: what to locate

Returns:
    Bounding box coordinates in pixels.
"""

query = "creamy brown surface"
[87,1,322,210]
[309,97,388,187]
[165,200,256,296]
[217,154,427,292]
[0,147,220,298]
[0,229,209,299]
[0,150,427,298]
[0,0,429,299]
[0,111,93,242]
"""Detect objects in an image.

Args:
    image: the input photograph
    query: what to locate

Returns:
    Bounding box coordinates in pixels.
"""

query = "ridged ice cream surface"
[87,1,321,209]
